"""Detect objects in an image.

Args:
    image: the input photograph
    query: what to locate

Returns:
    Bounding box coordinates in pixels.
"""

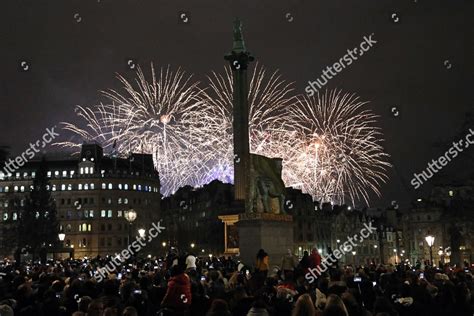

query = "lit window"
[47,171,51,177]
[124,184,129,190]
[23,172,28,178]
[12,213,17,221]
[62,171,67,177]
[14,186,18,192]
[89,210,94,218]
[0,172,4,180]
[61,184,66,191]
[102,183,106,189]
[68,184,72,191]
[133,184,137,190]
[46,185,50,191]
[118,198,122,204]
[3,213,8,220]
[79,225,82,232]
[124,198,128,204]
[101,170,105,177]
[15,172,20,179]
[118,184,122,190]
[108,183,113,190]
[107,198,112,204]
[66,224,72,232]
[82,223,87,231]
[90,183,95,190]
[138,185,142,191]
[32,171,36,178]
[90,167,94,174]
[52,185,57,191]
[107,210,112,218]
[54,171,59,177]
[84,210,89,218]
[4,187,8,193]
[449,190,454,197]
[117,210,123,217]
[84,184,89,190]
[80,167,84,175]
[78,184,82,190]
[88,224,91,231]
[29,185,33,191]
[20,186,25,192]
[70,170,75,177]
[101,210,106,217]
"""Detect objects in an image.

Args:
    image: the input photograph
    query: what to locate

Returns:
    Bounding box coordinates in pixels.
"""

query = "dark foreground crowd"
[0,248,472,316]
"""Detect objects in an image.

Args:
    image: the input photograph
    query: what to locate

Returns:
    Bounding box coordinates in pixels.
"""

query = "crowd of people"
[0,247,472,316]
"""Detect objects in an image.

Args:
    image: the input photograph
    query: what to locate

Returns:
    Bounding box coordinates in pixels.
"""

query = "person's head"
[104,307,118,316]
[78,296,92,313]
[257,249,266,259]
[303,251,309,257]
[72,312,86,316]
[122,306,138,316]
[88,299,104,316]
[322,294,349,316]
[287,249,292,255]
[373,296,397,316]
[0,304,14,316]
[292,293,316,316]
[207,299,230,315]
[341,292,360,316]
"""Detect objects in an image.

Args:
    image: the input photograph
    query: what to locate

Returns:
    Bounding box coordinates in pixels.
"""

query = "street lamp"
[58,232,65,243]
[125,208,137,246]
[393,249,398,264]
[162,241,167,247]
[138,228,146,239]
[190,243,195,249]
[352,251,356,266]
[425,235,435,266]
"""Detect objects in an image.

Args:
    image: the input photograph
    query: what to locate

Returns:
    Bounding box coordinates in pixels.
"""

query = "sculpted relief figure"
[247,154,286,214]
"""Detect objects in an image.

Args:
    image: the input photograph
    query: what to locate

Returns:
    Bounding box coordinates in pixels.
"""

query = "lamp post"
[138,228,146,239]
[393,249,398,264]
[57,231,65,259]
[190,243,195,249]
[352,251,357,266]
[425,235,435,266]
[125,208,137,246]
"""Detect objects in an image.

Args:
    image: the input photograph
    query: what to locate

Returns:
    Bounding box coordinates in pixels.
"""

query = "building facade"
[0,144,161,258]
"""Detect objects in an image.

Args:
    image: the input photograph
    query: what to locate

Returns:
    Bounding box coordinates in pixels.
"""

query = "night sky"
[1,0,472,208]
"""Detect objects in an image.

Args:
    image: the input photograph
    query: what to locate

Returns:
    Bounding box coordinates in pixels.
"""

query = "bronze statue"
[247,154,286,214]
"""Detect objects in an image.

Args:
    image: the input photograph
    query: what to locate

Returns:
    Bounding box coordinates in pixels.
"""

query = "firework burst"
[59,63,390,204]
[282,90,391,204]
[58,64,210,196]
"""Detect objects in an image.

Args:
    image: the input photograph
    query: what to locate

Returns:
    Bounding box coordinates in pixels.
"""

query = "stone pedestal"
[236,213,293,268]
